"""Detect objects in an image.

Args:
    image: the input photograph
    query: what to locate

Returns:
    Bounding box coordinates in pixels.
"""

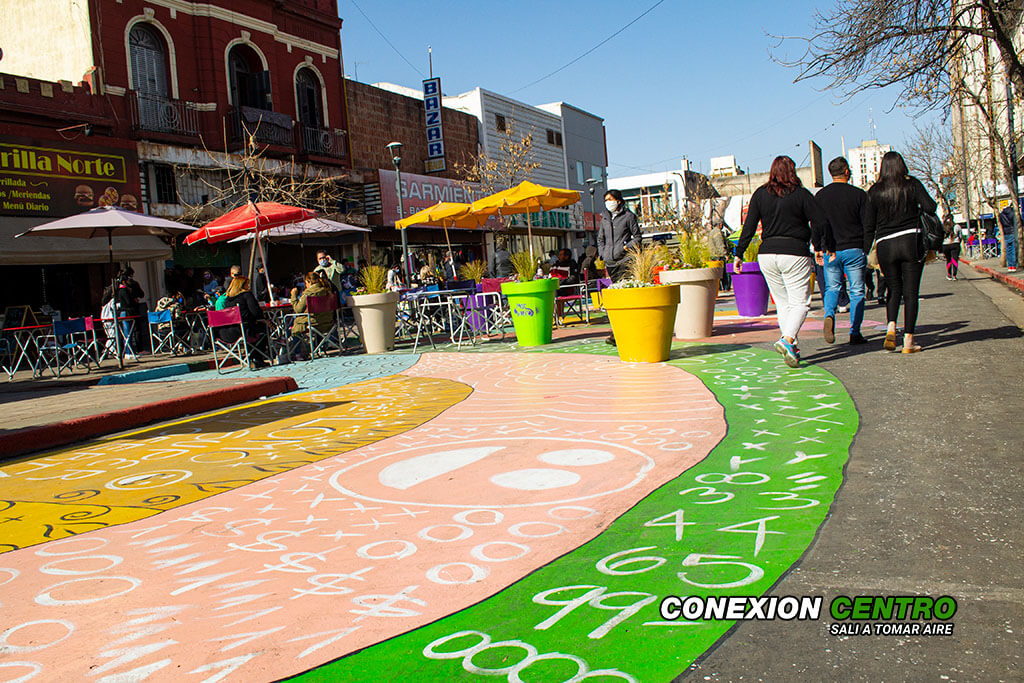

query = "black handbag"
[919,212,944,251]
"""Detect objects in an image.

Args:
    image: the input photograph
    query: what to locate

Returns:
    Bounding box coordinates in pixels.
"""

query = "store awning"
[0,216,171,265]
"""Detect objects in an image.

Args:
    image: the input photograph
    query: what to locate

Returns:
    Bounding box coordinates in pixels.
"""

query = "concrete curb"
[962,258,1024,293]
[96,359,232,385]
[0,376,298,460]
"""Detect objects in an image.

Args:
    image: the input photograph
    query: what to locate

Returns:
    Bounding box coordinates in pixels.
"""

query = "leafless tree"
[455,120,541,231]
[902,120,958,215]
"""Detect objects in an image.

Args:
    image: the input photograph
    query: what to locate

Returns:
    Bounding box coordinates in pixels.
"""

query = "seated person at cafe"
[155,292,190,354]
[289,272,336,359]
[551,249,580,284]
[201,270,220,296]
[220,276,270,368]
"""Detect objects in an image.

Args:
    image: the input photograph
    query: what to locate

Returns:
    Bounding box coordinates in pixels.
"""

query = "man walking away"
[997,202,1019,272]
[814,157,869,345]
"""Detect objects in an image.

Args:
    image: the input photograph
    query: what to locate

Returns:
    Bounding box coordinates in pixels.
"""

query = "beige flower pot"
[346,292,400,354]
[659,266,722,339]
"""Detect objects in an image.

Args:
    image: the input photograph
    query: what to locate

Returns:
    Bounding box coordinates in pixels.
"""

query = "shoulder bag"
[919,212,944,252]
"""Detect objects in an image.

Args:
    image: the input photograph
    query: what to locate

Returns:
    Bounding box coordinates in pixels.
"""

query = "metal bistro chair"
[286,294,346,360]
[481,277,514,331]
[206,306,266,373]
[554,281,591,326]
[40,317,95,376]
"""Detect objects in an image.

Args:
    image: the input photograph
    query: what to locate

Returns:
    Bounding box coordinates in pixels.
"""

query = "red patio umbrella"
[184,201,318,301]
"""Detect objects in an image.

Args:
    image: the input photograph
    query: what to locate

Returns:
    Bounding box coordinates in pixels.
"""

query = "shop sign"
[0,137,140,217]
[423,77,445,173]
[507,209,573,230]
[379,169,484,224]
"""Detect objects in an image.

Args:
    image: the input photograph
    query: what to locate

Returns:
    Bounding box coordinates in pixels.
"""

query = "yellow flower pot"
[602,284,680,362]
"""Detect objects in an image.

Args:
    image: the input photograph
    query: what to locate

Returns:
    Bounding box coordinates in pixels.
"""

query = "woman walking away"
[864,151,938,354]
[735,156,826,368]
[942,215,961,281]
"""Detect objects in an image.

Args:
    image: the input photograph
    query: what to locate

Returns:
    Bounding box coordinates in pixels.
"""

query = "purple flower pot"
[728,262,770,317]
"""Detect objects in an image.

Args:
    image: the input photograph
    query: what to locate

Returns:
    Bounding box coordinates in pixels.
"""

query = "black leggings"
[943,244,961,277]
[877,233,924,334]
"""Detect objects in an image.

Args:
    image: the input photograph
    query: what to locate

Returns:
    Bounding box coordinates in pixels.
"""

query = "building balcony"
[129,92,201,137]
[228,106,295,149]
[298,123,347,159]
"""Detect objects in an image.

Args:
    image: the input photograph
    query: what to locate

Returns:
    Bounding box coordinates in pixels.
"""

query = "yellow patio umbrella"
[395,202,489,266]
[469,181,581,257]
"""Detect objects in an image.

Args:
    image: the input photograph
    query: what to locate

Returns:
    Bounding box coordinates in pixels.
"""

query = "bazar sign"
[0,137,139,217]
[379,169,483,224]
[422,77,445,173]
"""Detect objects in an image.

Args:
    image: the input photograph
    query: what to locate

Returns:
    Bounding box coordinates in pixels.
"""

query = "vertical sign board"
[423,77,445,173]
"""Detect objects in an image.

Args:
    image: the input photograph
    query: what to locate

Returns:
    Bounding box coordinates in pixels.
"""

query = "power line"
[510,0,668,94]
[348,0,425,79]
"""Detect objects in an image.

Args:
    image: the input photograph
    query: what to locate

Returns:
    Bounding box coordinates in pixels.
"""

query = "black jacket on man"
[815,182,869,252]
[597,207,642,266]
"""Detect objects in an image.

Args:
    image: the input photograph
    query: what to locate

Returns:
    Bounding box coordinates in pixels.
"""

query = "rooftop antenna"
[428,45,433,78]
[868,108,877,140]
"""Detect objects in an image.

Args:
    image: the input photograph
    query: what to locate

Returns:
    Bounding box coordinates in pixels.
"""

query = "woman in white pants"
[734,156,827,367]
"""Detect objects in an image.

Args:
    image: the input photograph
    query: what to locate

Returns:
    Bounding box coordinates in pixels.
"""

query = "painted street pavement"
[0,345,857,682]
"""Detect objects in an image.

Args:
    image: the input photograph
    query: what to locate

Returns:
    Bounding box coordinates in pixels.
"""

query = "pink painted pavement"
[0,352,725,682]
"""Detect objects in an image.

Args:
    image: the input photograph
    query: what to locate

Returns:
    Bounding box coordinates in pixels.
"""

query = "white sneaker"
[838,305,849,313]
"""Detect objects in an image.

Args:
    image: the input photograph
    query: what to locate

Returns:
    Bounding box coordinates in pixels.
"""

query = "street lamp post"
[387,142,410,281]
[585,177,601,246]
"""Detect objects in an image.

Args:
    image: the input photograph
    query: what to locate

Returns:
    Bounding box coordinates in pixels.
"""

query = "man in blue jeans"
[814,157,869,345]
[998,203,1020,272]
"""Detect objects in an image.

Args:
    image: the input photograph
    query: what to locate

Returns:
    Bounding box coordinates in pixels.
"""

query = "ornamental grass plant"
[458,260,487,283]
[358,265,388,294]
[611,242,668,288]
[509,251,540,281]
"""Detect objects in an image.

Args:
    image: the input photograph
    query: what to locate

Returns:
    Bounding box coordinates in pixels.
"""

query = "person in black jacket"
[735,155,826,368]
[597,189,642,345]
[815,156,870,345]
[864,151,938,354]
[220,276,270,368]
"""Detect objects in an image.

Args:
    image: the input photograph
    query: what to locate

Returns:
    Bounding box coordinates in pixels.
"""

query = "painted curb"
[97,363,192,385]
[962,258,1024,293]
[0,376,299,460]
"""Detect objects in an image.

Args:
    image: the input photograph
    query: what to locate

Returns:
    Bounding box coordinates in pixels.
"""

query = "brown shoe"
[823,316,835,344]
[883,331,897,352]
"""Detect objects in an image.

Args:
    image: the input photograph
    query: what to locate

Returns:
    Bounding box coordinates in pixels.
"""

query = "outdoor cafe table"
[261,302,295,359]
[2,323,53,380]
[406,288,476,352]
[181,309,213,353]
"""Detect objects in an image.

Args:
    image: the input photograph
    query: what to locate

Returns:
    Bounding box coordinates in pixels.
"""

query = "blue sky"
[338,0,941,177]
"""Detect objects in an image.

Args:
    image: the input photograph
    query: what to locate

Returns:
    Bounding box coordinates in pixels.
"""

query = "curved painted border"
[289,342,857,681]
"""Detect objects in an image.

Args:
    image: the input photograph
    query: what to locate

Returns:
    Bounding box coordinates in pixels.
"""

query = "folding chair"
[481,278,514,331]
[39,317,95,376]
[148,310,177,355]
[285,294,343,360]
[206,306,264,373]
[555,282,591,326]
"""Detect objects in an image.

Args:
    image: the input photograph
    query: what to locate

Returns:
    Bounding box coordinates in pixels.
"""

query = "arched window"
[295,68,323,129]
[228,44,269,109]
[129,23,169,97]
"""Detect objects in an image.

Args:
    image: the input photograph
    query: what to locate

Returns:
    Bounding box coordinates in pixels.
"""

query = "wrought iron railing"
[229,107,295,148]
[298,124,346,158]
[130,92,201,136]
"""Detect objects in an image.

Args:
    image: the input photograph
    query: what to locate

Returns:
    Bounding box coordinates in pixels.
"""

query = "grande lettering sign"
[0,137,140,216]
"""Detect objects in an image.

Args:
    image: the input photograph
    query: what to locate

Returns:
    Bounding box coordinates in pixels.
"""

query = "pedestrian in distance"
[735,155,827,368]
[314,251,344,297]
[942,215,961,281]
[815,156,870,345]
[864,151,939,354]
[597,189,642,346]
[997,202,1020,272]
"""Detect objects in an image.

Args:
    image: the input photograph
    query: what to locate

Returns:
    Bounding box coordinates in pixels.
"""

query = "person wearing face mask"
[314,251,344,294]
[597,189,642,345]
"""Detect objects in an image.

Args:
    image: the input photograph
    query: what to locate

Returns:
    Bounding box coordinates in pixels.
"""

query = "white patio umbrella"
[227,218,371,300]
[16,206,196,368]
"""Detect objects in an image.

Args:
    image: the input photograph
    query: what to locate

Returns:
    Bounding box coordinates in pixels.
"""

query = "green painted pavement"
[290,342,857,681]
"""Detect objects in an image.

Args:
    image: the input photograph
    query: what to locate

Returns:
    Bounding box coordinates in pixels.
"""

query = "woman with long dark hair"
[942,214,961,281]
[864,151,938,353]
[735,155,826,367]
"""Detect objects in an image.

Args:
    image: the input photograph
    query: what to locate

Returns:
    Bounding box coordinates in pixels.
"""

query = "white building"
[607,159,716,234]
[710,155,742,178]
[848,139,892,189]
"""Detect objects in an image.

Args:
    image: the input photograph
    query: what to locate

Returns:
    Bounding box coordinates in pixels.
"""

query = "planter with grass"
[604,243,680,362]
[729,236,770,317]
[346,265,400,354]
[658,231,722,339]
[499,251,558,346]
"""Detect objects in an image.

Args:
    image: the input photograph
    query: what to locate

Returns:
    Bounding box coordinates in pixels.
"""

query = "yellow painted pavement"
[0,375,471,553]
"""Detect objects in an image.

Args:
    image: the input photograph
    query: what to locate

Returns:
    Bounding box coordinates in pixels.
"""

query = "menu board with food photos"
[0,136,141,217]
